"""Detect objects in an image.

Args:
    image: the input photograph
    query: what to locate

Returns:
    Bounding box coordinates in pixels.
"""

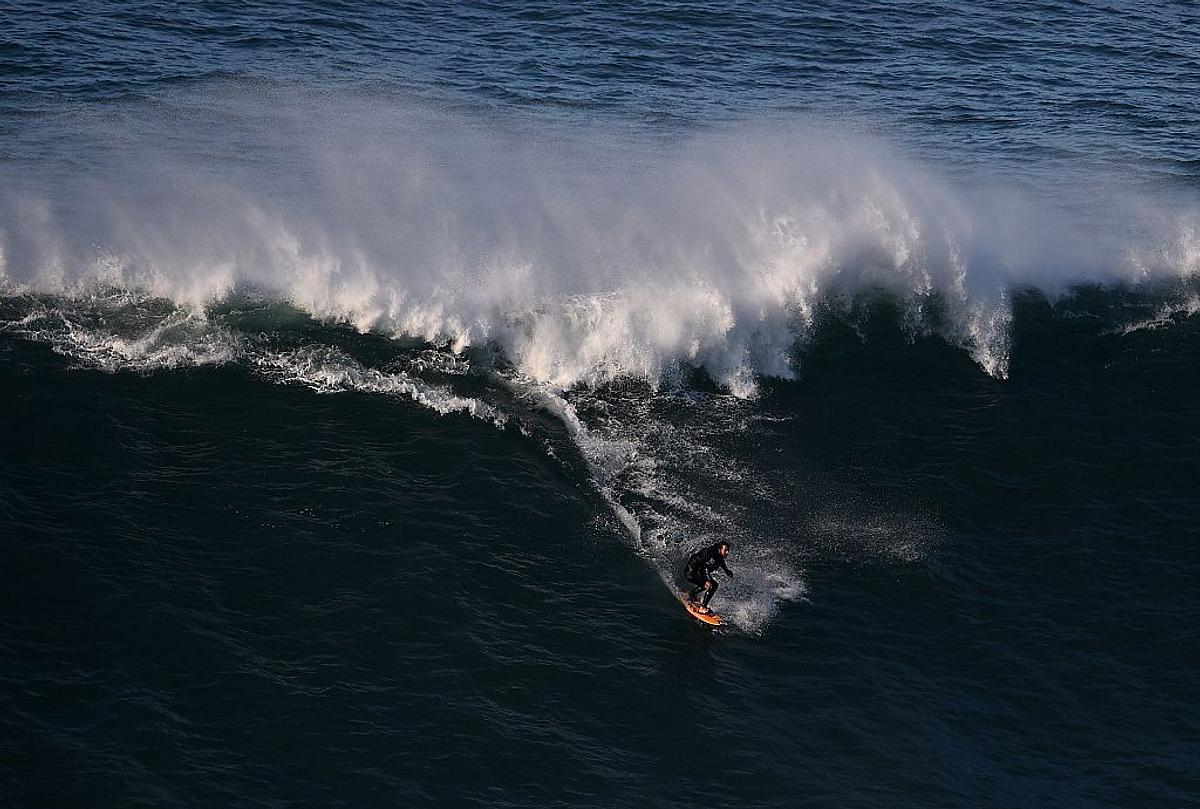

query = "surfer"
[684,542,733,614]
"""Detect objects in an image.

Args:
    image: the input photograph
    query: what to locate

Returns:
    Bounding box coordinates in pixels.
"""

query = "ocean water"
[2,2,1199,806]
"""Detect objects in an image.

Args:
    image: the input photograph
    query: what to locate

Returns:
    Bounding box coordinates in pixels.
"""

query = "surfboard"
[682,596,722,626]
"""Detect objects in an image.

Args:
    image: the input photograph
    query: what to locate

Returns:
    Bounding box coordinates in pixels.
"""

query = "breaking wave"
[2,88,1196,396]
[3,87,1198,632]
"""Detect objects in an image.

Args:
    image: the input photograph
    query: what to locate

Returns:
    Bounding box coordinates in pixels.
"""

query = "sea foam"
[2,89,1197,395]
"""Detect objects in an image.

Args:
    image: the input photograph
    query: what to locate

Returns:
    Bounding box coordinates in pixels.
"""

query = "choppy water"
[2,3,1198,807]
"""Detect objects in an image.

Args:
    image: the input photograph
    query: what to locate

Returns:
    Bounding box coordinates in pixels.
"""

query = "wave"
[2,88,1197,396]
[4,88,1198,632]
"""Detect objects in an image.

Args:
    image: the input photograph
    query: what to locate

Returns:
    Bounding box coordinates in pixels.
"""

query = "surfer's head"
[718,542,730,557]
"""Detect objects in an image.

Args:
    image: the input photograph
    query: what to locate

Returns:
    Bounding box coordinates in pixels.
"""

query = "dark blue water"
[2,3,1199,807]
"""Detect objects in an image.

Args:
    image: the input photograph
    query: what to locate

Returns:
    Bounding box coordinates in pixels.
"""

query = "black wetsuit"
[684,544,733,607]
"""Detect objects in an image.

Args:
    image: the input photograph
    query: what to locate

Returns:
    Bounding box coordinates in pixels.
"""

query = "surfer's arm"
[718,558,733,577]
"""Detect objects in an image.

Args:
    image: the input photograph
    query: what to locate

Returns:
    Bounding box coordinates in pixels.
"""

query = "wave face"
[4,273,1199,639]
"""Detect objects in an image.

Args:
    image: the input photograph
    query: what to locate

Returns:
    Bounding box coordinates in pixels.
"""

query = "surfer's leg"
[700,578,718,607]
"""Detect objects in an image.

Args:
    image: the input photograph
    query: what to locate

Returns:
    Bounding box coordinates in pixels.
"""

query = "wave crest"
[2,90,1198,392]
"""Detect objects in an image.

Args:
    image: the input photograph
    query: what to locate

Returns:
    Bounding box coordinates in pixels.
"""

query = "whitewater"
[3,91,1197,387]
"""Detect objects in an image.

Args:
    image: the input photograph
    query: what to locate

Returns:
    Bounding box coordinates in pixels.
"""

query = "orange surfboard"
[682,596,722,626]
